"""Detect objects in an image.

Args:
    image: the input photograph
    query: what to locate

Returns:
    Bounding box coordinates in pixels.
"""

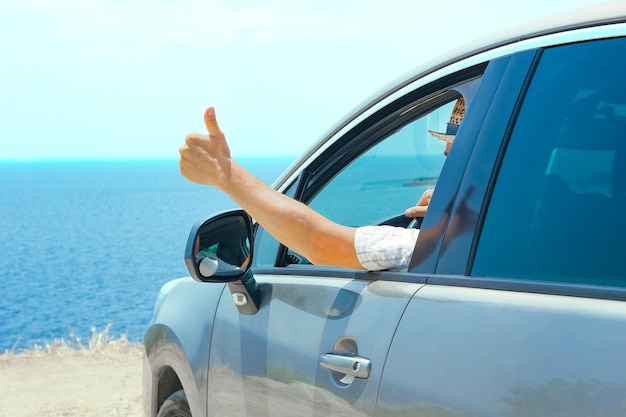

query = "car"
[144,5,626,417]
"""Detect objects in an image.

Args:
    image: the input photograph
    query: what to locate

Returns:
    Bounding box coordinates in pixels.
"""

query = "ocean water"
[0,158,292,352]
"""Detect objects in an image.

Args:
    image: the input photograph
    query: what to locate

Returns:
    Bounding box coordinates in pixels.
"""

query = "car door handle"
[320,353,371,379]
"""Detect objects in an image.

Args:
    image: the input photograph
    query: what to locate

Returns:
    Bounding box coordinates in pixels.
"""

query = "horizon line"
[0,155,299,163]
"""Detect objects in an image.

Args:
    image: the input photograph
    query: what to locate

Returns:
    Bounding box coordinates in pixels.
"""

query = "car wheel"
[157,390,192,417]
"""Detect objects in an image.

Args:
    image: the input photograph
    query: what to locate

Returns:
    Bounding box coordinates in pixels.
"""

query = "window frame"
[252,64,487,273]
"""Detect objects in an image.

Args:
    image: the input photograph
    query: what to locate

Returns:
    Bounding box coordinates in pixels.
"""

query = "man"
[179,98,464,271]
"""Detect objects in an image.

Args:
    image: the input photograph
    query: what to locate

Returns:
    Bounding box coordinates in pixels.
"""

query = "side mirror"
[184,209,253,283]
[185,209,260,314]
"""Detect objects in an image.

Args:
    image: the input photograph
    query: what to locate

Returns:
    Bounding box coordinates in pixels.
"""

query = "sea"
[0,158,292,353]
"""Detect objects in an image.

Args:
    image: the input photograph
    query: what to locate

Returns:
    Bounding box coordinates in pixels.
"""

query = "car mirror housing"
[184,209,254,283]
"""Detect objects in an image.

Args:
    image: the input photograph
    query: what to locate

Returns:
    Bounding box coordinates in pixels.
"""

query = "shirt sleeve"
[354,225,419,271]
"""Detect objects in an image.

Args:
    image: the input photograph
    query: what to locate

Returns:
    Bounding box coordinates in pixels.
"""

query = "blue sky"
[0,0,612,160]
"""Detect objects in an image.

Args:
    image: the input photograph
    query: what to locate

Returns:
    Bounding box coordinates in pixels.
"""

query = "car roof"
[274,1,626,189]
[373,1,626,117]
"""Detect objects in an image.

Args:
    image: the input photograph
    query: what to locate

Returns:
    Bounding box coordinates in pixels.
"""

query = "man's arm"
[179,107,364,269]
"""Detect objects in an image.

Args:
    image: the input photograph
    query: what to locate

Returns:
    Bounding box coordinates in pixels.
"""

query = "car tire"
[157,390,192,417]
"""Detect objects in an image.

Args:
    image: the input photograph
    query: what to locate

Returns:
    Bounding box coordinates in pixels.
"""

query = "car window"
[252,72,485,268]
[252,99,460,268]
[307,102,454,227]
[472,37,626,287]
[252,103,454,268]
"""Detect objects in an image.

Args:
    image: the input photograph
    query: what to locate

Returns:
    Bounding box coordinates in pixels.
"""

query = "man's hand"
[179,107,233,188]
[404,188,433,218]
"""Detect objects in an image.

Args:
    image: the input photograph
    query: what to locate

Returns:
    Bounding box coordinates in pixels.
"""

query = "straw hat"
[428,97,466,144]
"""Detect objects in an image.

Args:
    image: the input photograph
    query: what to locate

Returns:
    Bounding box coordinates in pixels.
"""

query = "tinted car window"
[473,37,626,287]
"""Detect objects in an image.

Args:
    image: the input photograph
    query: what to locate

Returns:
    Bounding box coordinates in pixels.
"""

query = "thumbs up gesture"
[179,107,233,188]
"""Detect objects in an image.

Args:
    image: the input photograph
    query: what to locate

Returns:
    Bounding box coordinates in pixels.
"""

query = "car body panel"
[205,275,423,417]
[144,278,226,417]
[377,284,626,416]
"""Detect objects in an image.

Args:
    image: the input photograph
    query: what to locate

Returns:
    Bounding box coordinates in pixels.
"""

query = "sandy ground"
[0,343,144,417]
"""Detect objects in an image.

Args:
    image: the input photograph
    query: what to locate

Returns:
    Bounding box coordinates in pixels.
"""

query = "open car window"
[253,74,484,268]
[306,101,454,228]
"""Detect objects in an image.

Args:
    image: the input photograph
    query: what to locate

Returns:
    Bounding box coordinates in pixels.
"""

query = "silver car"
[144,5,626,417]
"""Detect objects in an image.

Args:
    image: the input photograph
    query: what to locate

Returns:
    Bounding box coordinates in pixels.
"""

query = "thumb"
[203,107,222,136]
[201,106,231,158]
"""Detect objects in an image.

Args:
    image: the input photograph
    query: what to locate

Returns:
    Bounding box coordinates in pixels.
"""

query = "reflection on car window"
[307,102,455,227]
[473,37,626,287]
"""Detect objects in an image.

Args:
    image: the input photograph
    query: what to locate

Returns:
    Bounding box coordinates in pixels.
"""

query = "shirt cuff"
[354,226,419,271]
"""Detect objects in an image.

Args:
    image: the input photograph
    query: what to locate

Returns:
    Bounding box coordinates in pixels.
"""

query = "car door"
[377,30,626,417]
[204,67,487,417]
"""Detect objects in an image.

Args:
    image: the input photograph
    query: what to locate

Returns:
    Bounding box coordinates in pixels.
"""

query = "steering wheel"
[407,216,423,229]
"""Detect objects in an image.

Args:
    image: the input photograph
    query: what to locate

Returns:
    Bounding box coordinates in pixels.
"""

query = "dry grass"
[1,325,143,360]
[0,326,144,417]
